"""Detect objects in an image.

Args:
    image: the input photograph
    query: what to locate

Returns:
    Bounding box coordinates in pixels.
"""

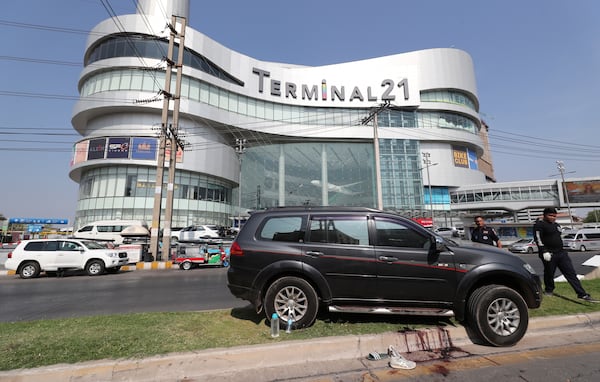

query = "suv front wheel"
[467,284,529,347]
[264,276,319,329]
[86,260,105,276]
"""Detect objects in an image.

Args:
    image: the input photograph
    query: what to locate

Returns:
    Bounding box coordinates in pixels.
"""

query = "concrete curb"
[1,312,599,382]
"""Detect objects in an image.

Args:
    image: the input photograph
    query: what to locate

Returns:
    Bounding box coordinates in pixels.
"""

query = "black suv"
[227,207,542,346]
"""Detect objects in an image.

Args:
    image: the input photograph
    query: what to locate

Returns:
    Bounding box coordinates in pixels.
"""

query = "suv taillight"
[7,252,12,259]
[229,241,243,256]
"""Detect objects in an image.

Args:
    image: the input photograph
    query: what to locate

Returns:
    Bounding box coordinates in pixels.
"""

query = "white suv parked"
[5,239,129,279]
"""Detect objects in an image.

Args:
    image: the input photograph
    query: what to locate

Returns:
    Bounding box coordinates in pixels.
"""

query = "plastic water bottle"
[270,313,280,338]
[285,318,293,333]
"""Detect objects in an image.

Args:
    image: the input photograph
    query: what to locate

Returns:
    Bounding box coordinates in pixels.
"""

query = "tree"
[583,210,600,223]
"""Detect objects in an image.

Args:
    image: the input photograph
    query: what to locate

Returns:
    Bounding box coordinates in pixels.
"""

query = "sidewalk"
[1,312,599,382]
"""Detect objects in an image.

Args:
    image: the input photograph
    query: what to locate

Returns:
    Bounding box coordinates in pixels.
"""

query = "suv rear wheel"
[264,276,319,329]
[467,285,529,347]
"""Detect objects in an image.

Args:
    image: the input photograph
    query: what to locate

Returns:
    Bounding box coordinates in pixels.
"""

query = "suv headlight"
[523,263,536,274]
[107,252,119,258]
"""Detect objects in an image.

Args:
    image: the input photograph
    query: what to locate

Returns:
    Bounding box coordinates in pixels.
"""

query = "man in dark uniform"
[533,207,594,301]
[471,216,502,248]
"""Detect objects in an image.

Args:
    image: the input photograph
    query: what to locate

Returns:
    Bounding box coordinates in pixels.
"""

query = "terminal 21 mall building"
[69,0,496,231]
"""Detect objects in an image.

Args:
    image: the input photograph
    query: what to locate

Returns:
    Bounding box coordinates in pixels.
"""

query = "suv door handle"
[379,256,398,262]
[306,251,324,257]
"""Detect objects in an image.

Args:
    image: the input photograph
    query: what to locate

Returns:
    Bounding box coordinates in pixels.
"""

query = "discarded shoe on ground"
[387,345,416,370]
[366,351,389,361]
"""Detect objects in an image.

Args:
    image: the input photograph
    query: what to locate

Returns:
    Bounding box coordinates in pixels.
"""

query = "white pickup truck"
[5,239,129,279]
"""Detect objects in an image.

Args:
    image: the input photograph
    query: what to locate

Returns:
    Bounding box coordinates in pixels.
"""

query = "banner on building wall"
[106,137,130,159]
[72,141,89,165]
[131,137,157,160]
[165,146,184,163]
[87,138,106,160]
[467,148,478,170]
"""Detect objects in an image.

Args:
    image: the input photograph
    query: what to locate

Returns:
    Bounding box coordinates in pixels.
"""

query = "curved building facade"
[69,0,490,229]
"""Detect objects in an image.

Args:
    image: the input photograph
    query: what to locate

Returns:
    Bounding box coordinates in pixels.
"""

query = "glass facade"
[74,32,484,229]
[379,139,423,211]
[75,166,233,229]
[80,68,479,133]
[86,34,244,86]
[241,142,376,209]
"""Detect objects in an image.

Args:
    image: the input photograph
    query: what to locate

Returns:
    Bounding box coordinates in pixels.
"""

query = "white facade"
[69,0,489,229]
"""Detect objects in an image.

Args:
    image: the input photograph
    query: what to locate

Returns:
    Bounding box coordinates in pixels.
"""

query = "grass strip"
[1,279,599,371]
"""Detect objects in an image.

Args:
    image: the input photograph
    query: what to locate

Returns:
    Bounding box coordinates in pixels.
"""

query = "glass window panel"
[142,73,155,91]
[219,90,229,109]
[131,72,143,90]
[100,74,110,92]
[109,72,121,90]
[189,79,200,101]
[238,95,247,115]
[180,77,190,99]
[120,70,132,89]
[199,82,209,104]
[209,85,219,106]
[228,93,238,113]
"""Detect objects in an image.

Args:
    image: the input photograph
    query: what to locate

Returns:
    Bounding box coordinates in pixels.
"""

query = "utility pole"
[149,18,176,260]
[556,160,574,228]
[361,101,390,210]
[161,16,187,262]
[422,152,438,228]
[235,138,247,229]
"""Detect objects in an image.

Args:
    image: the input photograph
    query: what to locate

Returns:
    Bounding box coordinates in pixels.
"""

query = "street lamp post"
[556,160,574,228]
[422,152,438,228]
[235,138,247,230]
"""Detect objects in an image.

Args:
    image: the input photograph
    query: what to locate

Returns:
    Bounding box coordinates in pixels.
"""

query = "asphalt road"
[0,247,598,323]
[0,267,247,322]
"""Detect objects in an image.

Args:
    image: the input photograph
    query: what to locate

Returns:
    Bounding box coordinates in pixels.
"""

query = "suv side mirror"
[433,236,445,252]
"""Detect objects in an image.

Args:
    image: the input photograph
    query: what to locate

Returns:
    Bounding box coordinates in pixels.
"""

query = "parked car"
[5,239,129,279]
[433,227,455,238]
[508,238,538,254]
[177,225,221,242]
[73,220,148,245]
[227,206,542,347]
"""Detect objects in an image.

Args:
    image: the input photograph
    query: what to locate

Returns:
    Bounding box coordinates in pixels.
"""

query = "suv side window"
[308,216,369,245]
[43,241,59,251]
[260,216,305,242]
[374,218,430,248]
[24,241,46,251]
[59,241,81,251]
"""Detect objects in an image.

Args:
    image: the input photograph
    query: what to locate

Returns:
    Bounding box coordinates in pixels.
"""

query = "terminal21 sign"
[252,67,414,105]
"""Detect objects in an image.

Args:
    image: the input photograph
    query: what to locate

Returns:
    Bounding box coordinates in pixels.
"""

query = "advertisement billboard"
[106,137,130,159]
[564,180,600,205]
[131,137,158,160]
[87,138,106,160]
